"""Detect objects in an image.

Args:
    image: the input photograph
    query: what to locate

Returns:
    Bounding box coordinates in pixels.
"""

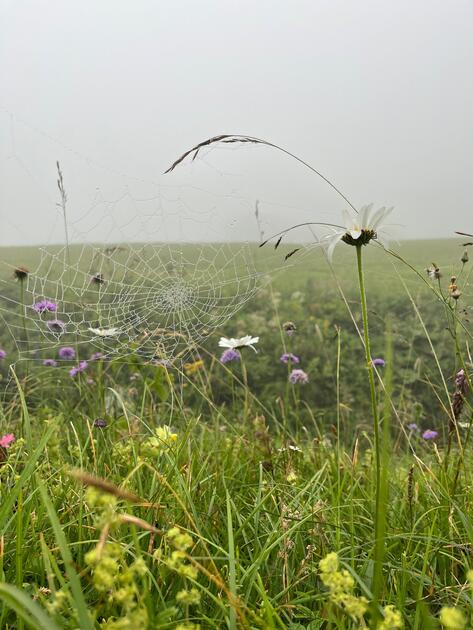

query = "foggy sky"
[1,0,473,246]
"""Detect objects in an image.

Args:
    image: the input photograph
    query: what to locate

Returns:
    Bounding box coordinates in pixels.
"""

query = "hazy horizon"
[1,1,473,247]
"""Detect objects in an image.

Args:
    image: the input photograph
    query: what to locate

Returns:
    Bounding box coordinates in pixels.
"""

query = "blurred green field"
[0,237,468,294]
[0,237,470,423]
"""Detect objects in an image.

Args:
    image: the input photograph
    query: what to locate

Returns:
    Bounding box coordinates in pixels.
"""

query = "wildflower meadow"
[0,212,472,630]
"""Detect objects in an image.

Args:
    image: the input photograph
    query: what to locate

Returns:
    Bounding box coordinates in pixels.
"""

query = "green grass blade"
[36,478,94,630]
[0,425,55,535]
[0,582,62,630]
[226,489,237,630]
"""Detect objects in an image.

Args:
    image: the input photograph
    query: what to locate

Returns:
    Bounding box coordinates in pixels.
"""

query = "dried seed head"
[426,263,441,280]
[90,273,105,285]
[13,266,29,280]
[282,321,297,336]
[461,250,469,264]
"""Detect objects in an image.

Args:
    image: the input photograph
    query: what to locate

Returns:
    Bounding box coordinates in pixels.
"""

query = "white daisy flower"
[88,326,120,337]
[323,204,394,261]
[218,335,259,352]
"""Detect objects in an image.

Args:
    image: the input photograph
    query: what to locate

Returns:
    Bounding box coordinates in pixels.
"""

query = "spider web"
[10,241,262,362]
[0,111,324,366]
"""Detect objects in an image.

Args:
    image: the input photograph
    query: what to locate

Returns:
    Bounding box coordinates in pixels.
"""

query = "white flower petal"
[371,206,394,230]
[342,208,355,230]
[325,232,344,262]
[358,203,374,228]
[219,335,259,351]
[88,327,119,337]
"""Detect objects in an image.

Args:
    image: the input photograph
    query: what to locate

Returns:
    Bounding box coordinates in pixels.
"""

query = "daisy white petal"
[218,335,259,352]
[325,232,344,262]
[371,206,393,230]
[88,327,120,337]
[358,203,374,227]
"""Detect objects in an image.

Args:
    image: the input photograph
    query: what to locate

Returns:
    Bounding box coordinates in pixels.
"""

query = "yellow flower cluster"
[439,607,467,629]
[154,526,199,581]
[438,568,473,629]
[85,487,119,528]
[141,425,178,458]
[184,360,204,376]
[378,604,403,630]
[176,587,201,606]
[319,552,368,621]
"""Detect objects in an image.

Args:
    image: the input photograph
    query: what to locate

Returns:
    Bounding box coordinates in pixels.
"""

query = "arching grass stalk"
[355,245,383,620]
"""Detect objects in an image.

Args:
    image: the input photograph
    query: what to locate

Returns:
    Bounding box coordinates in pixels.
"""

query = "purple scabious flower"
[289,369,309,384]
[280,353,300,364]
[422,429,438,440]
[58,346,75,360]
[371,358,385,367]
[47,319,65,334]
[90,352,103,361]
[93,417,107,428]
[69,360,88,377]
[0,349,6,360]
[220,349,240,364]
[407,423,418,431]
[43,358,58,367]
[33,300,57,313]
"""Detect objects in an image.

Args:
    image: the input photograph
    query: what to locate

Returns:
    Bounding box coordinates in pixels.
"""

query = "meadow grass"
[0,238,472,629]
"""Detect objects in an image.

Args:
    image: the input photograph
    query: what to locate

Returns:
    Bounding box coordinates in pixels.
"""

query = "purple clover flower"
[0,349,6,360]
[280,353,300,364]
[43,358,58,367]
[289,369,309,384]
[69,360,88,377]
[33,300,57,313]
[407,423,418,431]
[47,319,65,334]
[58,346,75,360]
[371,358,385,367]
[90,352,103,361]
[422,429,438,440]
[220,349,240,364]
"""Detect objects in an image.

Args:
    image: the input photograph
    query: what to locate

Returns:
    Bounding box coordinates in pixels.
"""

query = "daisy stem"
[355,245,383,619]
[240,355,249,421]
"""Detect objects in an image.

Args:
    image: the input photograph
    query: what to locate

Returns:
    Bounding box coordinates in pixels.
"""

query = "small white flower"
[278,444,303,453]
[88,326,120,337]
[218,335,259,352]
[323,204,393,261]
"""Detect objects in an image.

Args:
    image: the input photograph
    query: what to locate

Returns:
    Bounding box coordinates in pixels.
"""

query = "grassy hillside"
[0,237,471,628]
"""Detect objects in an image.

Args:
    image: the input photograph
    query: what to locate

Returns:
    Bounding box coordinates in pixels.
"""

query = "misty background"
[1,0,472,246]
